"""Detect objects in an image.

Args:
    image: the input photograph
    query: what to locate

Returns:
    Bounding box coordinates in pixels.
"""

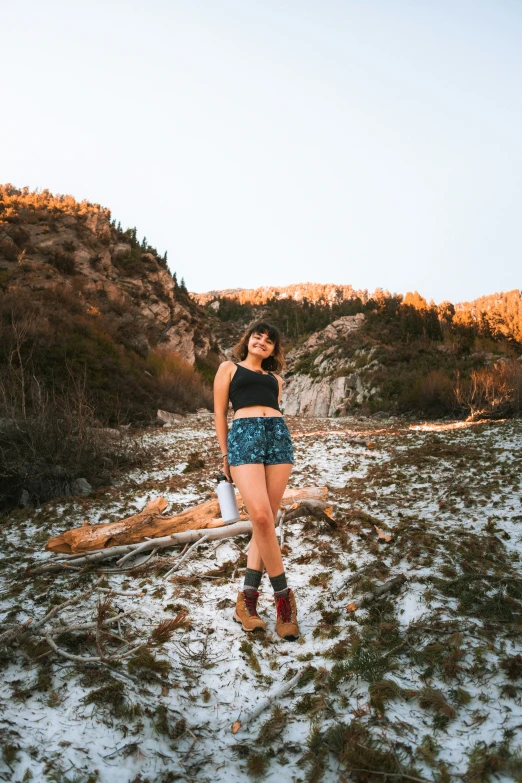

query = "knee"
[250,509,273,530]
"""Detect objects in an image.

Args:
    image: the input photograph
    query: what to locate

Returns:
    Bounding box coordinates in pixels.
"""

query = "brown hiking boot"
[233,590,267,633]
[275,588,300,641]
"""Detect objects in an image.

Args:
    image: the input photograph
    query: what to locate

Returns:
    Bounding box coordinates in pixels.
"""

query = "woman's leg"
[232,461,299,639]
[247,463,293,571]
[229,463,284,576]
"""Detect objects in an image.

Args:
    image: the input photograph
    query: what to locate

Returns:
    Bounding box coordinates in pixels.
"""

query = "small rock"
[88,427,121,440]
[70,478,92,496]
[20,489,31,507]
[157,409,184,425]
[0,417,14,433]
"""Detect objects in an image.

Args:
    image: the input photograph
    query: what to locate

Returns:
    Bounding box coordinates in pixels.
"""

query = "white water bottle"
[216,474,240,524]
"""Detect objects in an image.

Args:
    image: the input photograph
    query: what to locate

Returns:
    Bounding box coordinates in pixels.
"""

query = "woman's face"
[248,330,275,359]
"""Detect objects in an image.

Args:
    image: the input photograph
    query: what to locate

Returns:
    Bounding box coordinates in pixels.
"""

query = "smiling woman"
[213,321,300,641]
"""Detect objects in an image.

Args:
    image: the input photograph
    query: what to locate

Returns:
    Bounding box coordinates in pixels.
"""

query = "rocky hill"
[0,185,220,421]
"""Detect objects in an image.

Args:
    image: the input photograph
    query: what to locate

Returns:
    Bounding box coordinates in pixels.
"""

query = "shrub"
[50,250,76,275]
[146,348,213,411]
[0,365,138,510]
[399,369,456,416]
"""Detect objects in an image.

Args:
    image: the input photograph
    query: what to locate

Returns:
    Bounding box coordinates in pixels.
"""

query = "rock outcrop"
[282,314,380,417]
[0,187,214,367]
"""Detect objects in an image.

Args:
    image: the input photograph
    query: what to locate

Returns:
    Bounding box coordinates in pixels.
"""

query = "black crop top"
[229,363,281,413]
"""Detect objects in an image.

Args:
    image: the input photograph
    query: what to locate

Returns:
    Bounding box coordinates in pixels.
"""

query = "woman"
[213,320,299,641]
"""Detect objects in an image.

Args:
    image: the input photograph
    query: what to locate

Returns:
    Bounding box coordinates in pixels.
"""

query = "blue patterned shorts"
[227,417,294,466]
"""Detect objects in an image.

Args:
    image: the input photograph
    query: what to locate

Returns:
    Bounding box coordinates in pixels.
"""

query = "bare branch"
[232,663,312,734]
[346,574,407,612]
[163,534,210,580]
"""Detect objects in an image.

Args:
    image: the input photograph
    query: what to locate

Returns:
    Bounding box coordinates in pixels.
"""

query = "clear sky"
[2,0,521,304]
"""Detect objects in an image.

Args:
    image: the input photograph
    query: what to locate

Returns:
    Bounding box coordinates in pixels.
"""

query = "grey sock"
[269,572,288,594]
[244,568,263,592]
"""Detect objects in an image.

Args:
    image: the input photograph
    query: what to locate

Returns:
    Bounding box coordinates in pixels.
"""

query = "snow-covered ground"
[1,413,521,782]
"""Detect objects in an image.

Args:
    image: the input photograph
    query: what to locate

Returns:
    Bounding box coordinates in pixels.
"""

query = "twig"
[46,609,135,635]
[95,596,112,661]
[346,574,407,612]
[201,627,211,662]
[0,577,105,648]
[389,739,404,774]
[164,535,210,580]
[117,541,164,567]
[37,576,105,630]
[334,770,429,783]
[44,633,144,663]
[101,546,161,573]
[232,663,312,734]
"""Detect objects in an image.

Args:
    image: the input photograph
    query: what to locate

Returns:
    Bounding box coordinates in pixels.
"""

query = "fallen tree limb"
[46,486,328,554]
[31,522,256,575]
[232,663,312,734]
[33,496,337,576]
[346,574,407,613]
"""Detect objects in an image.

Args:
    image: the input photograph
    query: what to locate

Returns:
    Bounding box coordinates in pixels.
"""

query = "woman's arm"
[213,362,233,477]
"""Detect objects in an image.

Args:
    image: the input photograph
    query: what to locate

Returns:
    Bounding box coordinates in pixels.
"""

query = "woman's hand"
[223,456,233,482]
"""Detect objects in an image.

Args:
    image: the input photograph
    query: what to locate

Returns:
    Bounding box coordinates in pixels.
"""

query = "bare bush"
[454,359,522,419]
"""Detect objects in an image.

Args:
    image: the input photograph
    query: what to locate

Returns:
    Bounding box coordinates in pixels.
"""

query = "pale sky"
[2,0,521,304]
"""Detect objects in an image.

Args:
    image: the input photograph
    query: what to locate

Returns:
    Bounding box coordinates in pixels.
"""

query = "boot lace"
[276,595,292,624]
[244,591,259,617]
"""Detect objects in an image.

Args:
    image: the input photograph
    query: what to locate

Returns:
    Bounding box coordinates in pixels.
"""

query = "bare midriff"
[233,406,283,420]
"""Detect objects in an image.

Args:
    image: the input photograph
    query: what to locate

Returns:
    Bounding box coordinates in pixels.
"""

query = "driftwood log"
[46,486,328,554]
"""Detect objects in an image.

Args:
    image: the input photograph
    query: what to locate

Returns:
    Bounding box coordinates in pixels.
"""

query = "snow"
[1,413,521,782]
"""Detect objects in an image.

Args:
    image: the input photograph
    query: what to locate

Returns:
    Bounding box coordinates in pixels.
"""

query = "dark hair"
[231,320,287,372]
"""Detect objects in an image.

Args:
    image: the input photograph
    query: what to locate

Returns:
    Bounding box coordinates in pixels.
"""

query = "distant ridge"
[190,281,376,307]
[191,283,522,340]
